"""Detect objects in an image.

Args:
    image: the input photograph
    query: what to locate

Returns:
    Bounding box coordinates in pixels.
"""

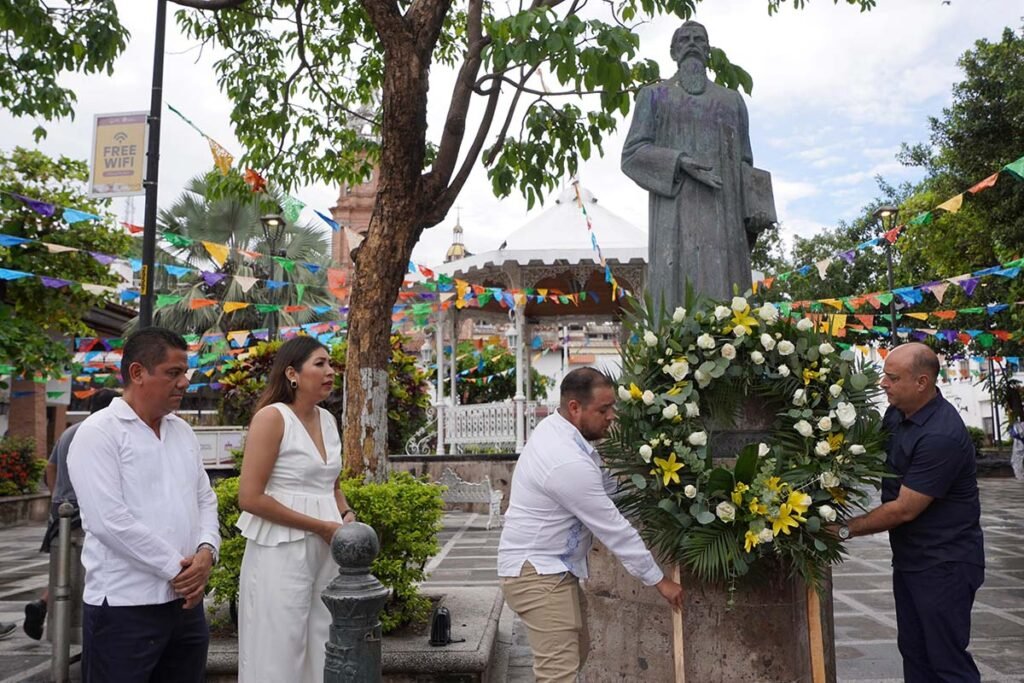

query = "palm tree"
[129,172,340,338]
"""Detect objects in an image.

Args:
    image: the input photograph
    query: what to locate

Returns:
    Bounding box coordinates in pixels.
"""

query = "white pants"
[1012,437,1024,481]
[238,534,337,682]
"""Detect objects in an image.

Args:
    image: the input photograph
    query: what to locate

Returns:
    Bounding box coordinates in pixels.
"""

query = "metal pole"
[323,523,389,682]
[51,502,76,682]
[886,241,897,345]
[138,0,168,329]
[268,242,279,342]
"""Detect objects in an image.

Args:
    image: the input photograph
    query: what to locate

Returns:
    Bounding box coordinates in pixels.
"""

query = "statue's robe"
[622,78,753,310]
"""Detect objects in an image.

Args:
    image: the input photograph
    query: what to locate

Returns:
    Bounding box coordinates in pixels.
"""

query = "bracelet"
[340,509,356,520]
[196,542,218,564]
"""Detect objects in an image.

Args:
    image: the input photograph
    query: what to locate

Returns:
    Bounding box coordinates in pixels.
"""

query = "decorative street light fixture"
[873,205,900,345]
[260,212,287,341]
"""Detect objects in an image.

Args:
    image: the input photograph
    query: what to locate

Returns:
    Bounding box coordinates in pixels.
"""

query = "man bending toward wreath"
[498,367,684,682]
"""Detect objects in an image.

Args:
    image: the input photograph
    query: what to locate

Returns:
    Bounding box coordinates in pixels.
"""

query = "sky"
[2,0,1020,269]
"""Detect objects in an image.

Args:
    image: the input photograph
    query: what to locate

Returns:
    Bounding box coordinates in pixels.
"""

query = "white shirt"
[497,412,663,586]
[68,398,220,606]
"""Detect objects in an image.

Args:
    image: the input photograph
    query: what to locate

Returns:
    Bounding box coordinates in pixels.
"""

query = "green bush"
[0,436,45,497]
[341,472,445,633]
[207,477,246,609]
[207,471,445,635]
[966,426,988,452]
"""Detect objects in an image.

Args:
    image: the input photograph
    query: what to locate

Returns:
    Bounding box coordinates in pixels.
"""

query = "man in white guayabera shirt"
[68,328,220,682]
[498,367,683,682]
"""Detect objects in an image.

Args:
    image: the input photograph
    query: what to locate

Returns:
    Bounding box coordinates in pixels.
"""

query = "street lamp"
[873,205,900,345]
[260,213,287,341]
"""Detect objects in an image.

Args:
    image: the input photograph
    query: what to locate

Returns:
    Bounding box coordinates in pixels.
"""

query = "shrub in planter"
[208,472,444,635]
[0,436,45,496]
[966,426,988,453]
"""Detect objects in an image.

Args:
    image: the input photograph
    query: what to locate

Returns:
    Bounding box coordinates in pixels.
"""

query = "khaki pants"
[501,562,589,683]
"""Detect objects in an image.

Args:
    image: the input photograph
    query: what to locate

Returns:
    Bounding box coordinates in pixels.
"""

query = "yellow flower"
[802,368,820,385]
[629,383,643,400]
[748,497,767,516]
[766,476,784,493]
[828,487,847,505]
[787,490,812,516]
[827,432,845,452]
[731,482,749,506]
[730,305,759,332]
[653,452,685,487]
[667,385,684,396]
[771,504,802,536]
[744,530,760,553]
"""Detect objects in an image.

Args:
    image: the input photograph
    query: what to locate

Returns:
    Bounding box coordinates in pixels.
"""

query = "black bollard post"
[322,522,390,682]
[51,502,75,682]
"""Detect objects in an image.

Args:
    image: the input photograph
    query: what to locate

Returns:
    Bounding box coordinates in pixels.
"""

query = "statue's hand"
[677,157,722,189]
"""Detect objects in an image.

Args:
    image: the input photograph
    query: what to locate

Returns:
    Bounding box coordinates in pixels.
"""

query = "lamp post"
[873,205,900,345]
[260,213,286,341]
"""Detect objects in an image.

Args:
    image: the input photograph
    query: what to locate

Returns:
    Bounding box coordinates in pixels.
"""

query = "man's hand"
[677,157,722,189]
[655,577,684,611]
[172,549,214,609]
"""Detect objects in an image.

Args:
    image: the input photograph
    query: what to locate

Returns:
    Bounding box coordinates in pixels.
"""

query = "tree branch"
[170,0,248,10]
[482,63,541,166]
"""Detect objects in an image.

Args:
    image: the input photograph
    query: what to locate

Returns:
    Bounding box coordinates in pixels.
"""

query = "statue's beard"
[676,55,708,94]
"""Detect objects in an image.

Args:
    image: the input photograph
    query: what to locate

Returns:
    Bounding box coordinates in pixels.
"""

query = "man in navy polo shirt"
[835,343,984,682]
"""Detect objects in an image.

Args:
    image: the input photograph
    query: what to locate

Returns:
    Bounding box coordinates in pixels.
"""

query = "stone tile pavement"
[1,479,1023,681]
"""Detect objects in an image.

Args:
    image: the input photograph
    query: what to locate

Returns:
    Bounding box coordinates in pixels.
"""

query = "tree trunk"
[342,38,432,476]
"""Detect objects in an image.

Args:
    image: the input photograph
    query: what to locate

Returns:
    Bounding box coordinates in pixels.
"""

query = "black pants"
[82,598,208,683]
[893,562,984,683]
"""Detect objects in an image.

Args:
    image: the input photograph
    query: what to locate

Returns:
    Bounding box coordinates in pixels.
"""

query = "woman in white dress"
[236,336,356,682]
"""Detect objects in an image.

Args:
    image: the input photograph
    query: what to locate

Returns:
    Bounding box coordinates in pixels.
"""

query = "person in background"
[23,389,118,640]
[498,367,684,683]
[236,336,355,682]
[832,343,984,683]
[68,328,220,682]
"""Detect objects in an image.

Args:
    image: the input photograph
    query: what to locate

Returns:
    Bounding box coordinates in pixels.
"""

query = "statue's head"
[670,21,710,66]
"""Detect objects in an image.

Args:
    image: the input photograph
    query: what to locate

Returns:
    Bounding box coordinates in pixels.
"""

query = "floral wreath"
[603,292,888,591]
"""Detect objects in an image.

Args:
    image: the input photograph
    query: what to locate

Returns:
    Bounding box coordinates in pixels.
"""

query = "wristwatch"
[197,542,218,564]
[340,509,356,522]
[837,525,851,540]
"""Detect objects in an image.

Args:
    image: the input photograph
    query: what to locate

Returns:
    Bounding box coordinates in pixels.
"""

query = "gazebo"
[415,183,648,454]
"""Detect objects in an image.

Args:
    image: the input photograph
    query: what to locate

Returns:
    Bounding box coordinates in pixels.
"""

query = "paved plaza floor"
[0,479,1022,681]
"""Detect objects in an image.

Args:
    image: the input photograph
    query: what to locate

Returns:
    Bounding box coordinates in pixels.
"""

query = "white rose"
[731,296,748,312]
[836,402,857,428]
[684,402,700,418]
[794,420,814,438]
[639,444,653,463]
[716,501,736,523]
[758,443,770,457]
[664,360,690,382]
[758,303,779,322]
[643,330,658,347]
[818,367,829,379]
[828,384,842,398]
[815,440,832,457]
[758,528,774,543]
[848,444,866,455]
[820,472,840,489]
[688,431,708,447]
[662,403,680,420]
[618,386,632,401]
[684,485,697,499]
[733,324,749,338]
[778,365,791,377]
[760,333,776,351]
[642,390,656,405]
[792,388,807,406]
[777,340,795,356]
[697,333,716,350]
[796,318,814,332]
[721,343,737,360]
[819,342,835,355]
[694,369,711,388]
[817,416,832,432]
[673,307,687,322]
[751,350,765,365]
[818,504,837,523]
[714,305,731,321]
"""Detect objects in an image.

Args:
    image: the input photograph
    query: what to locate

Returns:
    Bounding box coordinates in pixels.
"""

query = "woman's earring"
[290,379,298,390]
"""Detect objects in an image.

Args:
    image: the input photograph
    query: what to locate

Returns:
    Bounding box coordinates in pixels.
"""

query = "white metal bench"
[436,467,503,530]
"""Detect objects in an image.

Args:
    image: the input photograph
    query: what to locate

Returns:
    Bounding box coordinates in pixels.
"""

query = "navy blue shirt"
[881,392,984,571]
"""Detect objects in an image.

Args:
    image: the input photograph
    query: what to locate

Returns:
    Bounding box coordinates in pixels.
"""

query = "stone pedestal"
[581,542,835,682]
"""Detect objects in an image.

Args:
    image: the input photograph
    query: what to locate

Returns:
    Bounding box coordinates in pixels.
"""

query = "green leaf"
[631,474,648,490]
[805,516,821,532]
[706,467,733,495]
[696,510,716,525]
[734,444,759,484]
[850,373,869,391]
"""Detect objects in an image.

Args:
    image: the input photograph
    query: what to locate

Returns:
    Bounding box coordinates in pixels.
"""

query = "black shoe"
[0,622,16,640]
[23,599,46,640]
